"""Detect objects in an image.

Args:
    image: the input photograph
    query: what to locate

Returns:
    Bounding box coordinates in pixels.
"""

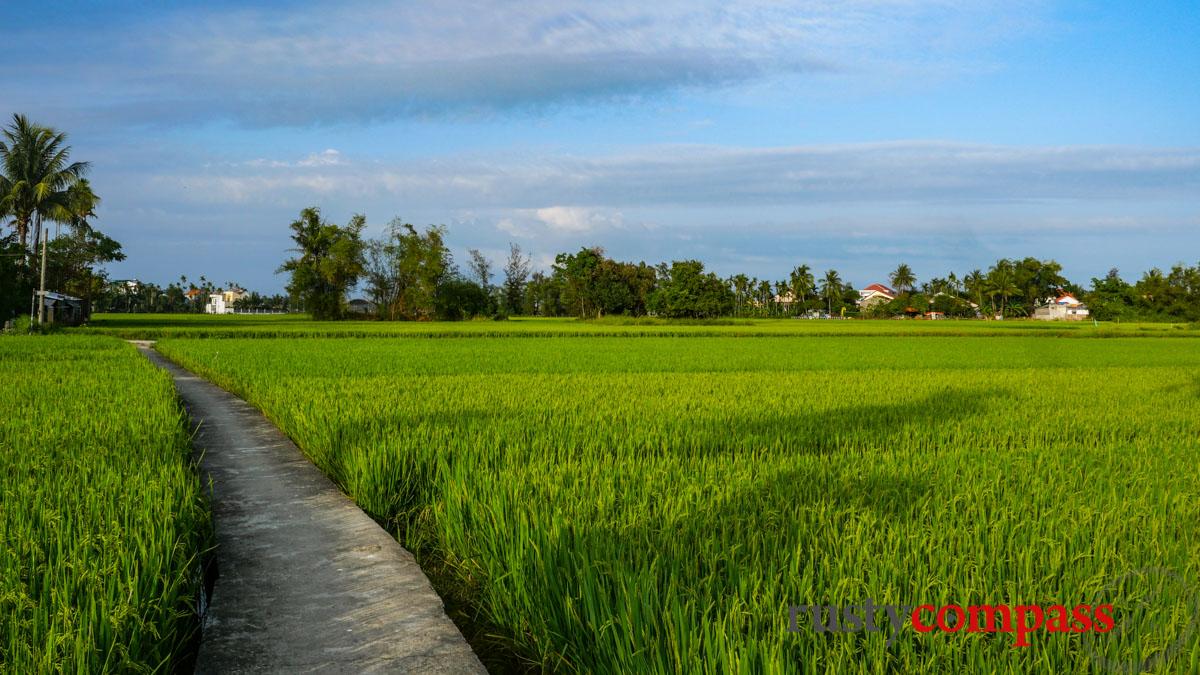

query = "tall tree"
[985,264,1022,317]
[553,247,603,318]
[648,260,733,318]
[467,248,493,288]
[889,263,916,294]
[964,269,985,314]
[0,114,91,255]
[364,220,451,320]
[277,207,366,320]
[821,269,842,315]
[790,264,814,310]
[501,243,531,315]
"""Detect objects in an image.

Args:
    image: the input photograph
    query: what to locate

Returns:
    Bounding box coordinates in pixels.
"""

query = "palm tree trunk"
[31,213,42,267]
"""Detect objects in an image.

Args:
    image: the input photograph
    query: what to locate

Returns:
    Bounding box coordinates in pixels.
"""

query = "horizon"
[4,1,1198,294]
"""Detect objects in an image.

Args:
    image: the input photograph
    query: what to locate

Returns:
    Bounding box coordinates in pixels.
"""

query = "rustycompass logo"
[787,569,1199,672]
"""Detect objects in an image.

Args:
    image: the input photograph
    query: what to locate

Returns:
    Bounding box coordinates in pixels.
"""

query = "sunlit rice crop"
[157,336,1200,673]
[0,335,212,673]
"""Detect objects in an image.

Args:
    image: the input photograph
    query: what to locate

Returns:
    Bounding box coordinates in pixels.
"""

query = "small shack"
[39,292,86,326]
[348,298,378,314]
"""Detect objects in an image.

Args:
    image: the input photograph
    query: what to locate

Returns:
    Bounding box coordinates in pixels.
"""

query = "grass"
[71,313,1197,339]
[155,335,1200,674]
[0,335,212,673]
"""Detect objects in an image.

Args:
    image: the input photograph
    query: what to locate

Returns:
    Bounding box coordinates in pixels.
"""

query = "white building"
[857,283,897,308]
[205,289,246,314]
[1033,293,1090,321]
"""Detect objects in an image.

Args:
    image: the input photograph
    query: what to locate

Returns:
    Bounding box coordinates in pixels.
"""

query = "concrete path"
[135,343,486,674]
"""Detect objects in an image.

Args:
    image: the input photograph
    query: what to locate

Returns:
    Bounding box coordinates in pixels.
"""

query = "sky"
[3,1,1198,293]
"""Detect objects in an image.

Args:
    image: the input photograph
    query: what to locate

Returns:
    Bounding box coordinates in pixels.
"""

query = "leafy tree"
[364,219,450,320]
[44,225,125,315]
[0,230,29,320]
[277,207,366,320]
[1084,273,1137,321]
[467,248,493,288]
[435,277,491,320]
[648,260,733,318]
[985,263,1023,317]
[524,270,566,317]
[554,247,604,318]
[501,243,531,315]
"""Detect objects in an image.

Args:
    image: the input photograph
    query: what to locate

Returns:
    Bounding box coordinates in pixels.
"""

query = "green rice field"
[155,335,1200,673]
[0,336,212,673]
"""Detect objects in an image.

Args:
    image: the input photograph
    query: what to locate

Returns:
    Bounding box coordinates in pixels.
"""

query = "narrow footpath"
[134,343,486,674]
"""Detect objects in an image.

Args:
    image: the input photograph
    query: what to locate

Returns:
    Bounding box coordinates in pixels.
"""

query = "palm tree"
[0,114,91,256]
[889,263,916,294]
[964,269,985,315]
[790,264,814,311]
[986,267,1022,317]
[774,279,789,314]
[59,178,100,238]
[821,269,842,316]
[731,273,750,316]
[756,279,771,315]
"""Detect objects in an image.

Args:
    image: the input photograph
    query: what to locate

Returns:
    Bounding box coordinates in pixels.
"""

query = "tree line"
[277,206,1200,323]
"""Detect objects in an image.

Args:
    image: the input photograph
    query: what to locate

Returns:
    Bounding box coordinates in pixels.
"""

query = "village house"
[205,288,247,314]
[1032,292,1090,321]
[857,283,897,309]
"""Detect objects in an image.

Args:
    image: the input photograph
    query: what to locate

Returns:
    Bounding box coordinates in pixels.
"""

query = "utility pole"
[37,227,48,325]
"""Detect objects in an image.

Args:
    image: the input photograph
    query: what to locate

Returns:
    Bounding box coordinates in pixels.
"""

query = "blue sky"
[3,1,1197,292]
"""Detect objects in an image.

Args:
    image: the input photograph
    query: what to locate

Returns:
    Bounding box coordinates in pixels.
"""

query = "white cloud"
[533,206,614,232]
[162,141,1200,211]
[297,149,345,167]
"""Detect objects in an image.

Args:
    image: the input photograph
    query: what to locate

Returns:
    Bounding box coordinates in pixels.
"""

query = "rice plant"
[0,336,212,674]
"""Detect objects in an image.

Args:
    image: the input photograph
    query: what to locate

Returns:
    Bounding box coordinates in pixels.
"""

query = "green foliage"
[363,219,450,320]
[1084,264,1200,322]
[889,263,916,293]
[277,207,366,320]
[501,243,531,315]
[8,313,59,334]
[552,248,657,318]
[0,233,31,321]
[0,336,212,672]
[157,335,1200,674]
[0,114,92,251]
[648,260,734,318]
[524,270,566,317]
[434,277,493,320]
